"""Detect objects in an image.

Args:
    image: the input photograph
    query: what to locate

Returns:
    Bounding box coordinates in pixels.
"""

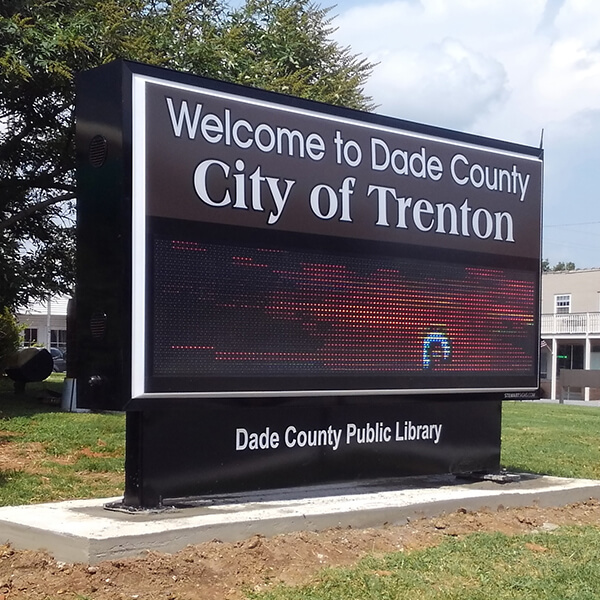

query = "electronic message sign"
[76,61,542,506]
[76,60,542,410]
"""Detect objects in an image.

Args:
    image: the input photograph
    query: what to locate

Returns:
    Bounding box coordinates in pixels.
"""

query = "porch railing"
[541,312,600,335]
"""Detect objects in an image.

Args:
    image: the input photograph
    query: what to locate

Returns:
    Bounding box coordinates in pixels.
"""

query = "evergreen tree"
[0,0,374,309]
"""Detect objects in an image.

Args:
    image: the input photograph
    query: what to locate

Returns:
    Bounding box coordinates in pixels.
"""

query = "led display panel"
[148,224,537,395]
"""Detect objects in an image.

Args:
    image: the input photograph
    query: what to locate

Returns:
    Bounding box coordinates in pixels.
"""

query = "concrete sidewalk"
[0,473,598,564]
[532,398,600,407]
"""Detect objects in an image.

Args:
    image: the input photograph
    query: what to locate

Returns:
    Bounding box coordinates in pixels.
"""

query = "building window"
[23,328,38,347]
[50,329,67,351]
[557,343,584,371]
[555,294,571,314]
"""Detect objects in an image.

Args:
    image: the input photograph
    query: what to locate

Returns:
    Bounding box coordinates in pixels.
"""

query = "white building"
[541,269,600,400]
[16,296,70,352]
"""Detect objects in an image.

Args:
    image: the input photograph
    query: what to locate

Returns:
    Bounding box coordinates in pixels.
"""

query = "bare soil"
[0,432,124,500]
[0,499,599,599]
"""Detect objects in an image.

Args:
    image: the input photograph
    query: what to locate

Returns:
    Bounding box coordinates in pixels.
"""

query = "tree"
[217,0,375,109]
[552,261,576,272]
[0,0,374,310]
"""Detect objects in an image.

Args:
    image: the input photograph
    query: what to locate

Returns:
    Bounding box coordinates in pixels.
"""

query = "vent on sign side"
[89,135,108,168]
[90,312,107,340]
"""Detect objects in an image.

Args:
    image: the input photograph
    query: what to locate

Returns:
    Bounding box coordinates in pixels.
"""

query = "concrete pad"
[0,473,598,564]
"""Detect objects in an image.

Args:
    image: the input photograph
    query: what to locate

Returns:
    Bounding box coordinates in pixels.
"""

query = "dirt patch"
[0,435,47,473]
[0,499,598,599]
[0,430,122,493]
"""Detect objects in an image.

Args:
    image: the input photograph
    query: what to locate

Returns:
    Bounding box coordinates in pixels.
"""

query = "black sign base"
[123,394,501,508]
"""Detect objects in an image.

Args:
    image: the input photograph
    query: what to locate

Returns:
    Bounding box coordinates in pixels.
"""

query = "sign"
[76,61,542,506]
[141,81,540,255]
[127,397,502,505]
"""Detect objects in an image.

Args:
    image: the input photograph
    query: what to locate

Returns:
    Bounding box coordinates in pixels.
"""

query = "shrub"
[0,307,22,373]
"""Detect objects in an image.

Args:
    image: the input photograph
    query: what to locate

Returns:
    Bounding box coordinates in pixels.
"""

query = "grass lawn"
[0,374,125,505]
[250,527,600,600]
[501,401,600,480]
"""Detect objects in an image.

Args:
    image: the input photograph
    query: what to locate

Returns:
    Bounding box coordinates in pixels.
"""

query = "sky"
[327,0,600,268]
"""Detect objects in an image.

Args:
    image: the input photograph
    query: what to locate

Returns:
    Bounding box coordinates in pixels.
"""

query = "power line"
[544,221,600,228]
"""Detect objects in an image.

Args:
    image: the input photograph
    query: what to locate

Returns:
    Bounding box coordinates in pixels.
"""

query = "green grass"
[1,408,125,456]
[250,527,600,600]
[0,374,125,505]
[501,401,600,479]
